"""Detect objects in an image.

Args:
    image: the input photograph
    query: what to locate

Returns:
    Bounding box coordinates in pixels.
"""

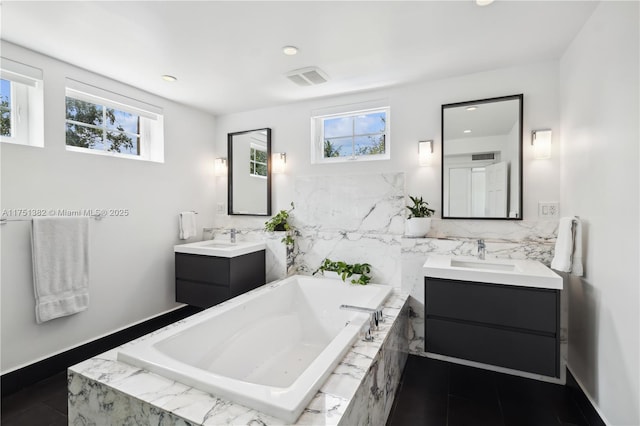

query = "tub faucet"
[340,304,384,341]
[477,239,486,260]
[230,228,237,244]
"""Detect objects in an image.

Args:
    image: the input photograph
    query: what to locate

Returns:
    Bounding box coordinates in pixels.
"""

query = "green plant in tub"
[313,258,372,285]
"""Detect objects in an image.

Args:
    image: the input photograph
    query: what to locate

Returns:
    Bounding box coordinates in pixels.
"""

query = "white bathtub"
[117,275,392,423]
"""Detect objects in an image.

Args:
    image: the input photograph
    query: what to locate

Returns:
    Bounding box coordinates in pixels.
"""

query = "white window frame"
[64,79,164,163]
[0,58,44,147]
[311,103,390,164]
[249,144,268,178]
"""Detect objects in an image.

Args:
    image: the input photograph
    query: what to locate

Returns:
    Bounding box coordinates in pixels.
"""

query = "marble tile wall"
[289,173,405,286]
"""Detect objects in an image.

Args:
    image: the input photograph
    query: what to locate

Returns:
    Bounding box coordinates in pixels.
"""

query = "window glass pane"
[65,123,103,149]
[324,137,353,158]
[66,97,103,126]
[255,163,267,176]
[354,111,386,134]
[0,79,11,137]
[254,149,267,163]
[354,134,385,156]
[106,108,139,134]
[105,130,138,154]
[324,116,353,138]
[249,147,267,176]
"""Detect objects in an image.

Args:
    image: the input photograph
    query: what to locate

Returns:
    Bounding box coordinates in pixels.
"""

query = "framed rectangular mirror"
[441,94,523,220]
[228,128,272,216]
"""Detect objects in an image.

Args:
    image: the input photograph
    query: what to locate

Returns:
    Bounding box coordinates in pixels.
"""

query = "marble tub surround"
[288,173,406,286]
[68,287,410,426]
[293,229,403,287]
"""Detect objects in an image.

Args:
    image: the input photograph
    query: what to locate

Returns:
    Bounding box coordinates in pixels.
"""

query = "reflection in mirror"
[442,94,523,220]
[228,128,271,216]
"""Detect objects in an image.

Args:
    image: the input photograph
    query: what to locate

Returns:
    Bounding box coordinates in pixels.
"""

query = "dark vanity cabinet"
[425,277,560,377]
[175,251,265,308]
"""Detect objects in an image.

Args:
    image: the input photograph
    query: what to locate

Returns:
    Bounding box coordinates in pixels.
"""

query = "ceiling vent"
[472,153,496,161]
[285,67,329,87]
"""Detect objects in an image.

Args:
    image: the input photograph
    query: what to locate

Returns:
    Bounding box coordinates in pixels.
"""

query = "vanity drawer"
[175,253,229,285]
[425,278,558,334]
[175,280,230,308]
[426,318,558,377]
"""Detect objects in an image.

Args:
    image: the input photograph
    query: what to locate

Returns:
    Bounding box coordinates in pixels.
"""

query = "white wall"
[559,2,640,425]
[0,42,217,373]
[213,61,561,227]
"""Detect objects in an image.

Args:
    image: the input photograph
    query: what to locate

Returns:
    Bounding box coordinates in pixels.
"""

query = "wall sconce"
[214,157,227,176]
[418,140,433,166]
[272,152,287,174]
[531,129,552,159]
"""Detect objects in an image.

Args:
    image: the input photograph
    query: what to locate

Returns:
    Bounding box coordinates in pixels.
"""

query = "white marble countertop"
[69,284,409,425]
[174,239,266,258]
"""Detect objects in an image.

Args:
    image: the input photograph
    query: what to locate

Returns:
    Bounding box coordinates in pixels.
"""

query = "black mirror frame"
[227,128,272,216]
[441,94,523,220]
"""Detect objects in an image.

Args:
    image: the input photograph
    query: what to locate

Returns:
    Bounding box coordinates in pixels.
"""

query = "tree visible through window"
[65,97,140,155]
[250,146,267,177]
[0,79,11,137]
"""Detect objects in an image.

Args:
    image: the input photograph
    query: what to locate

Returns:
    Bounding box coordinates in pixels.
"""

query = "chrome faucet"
[340,304,384,341]
[230,228,237,244]
[477,239,486,260]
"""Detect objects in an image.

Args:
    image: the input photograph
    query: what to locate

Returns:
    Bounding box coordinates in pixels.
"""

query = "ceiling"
[1,1,597,116]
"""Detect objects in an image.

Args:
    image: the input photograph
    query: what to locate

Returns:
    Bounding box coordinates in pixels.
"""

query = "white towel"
[571,219,583,276]
[179,212,197,240]
[551,216,583,276]
[31,217,89,323]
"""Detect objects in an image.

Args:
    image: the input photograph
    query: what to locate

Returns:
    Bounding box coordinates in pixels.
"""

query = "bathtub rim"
[116,274,392,423]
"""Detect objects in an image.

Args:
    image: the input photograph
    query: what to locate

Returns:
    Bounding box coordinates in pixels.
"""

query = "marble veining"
[292,173,405,235]
[69,290,409,426]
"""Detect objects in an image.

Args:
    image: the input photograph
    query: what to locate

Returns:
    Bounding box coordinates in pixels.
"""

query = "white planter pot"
[405,217,432,237]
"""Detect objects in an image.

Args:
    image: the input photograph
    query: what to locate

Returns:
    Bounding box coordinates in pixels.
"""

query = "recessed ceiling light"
[161,75,178,82]
[466,106,478,111]
[282,46,299,56]
[464,129,472,134]
[476,0,495,6]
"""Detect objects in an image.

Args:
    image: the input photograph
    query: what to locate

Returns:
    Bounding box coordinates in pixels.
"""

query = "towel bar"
[0,213,105,225]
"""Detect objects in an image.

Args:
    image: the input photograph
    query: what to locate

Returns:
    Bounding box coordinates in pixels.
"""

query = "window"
[250,145,267,177]
[0,58,44,147]
[65,79,164,162]
[0,79,11,137]
[311,105,390,163]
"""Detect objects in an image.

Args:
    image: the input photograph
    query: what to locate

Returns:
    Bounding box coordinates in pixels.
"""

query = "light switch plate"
[538,202,559,217]
[216,203,225,214]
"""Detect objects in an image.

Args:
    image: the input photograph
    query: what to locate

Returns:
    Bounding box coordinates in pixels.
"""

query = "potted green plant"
[264,202,295,245]
[405,195,435,237]
[313,258,372,285]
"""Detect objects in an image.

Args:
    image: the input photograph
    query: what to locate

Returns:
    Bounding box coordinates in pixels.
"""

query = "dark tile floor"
[387,355,592,426]
[1,355,593,426]
[1,370,67,426]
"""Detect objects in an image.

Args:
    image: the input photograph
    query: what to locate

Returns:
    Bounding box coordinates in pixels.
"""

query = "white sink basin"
[175,240,266,258]
[449,259,515,272]
[424,255,562,290]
